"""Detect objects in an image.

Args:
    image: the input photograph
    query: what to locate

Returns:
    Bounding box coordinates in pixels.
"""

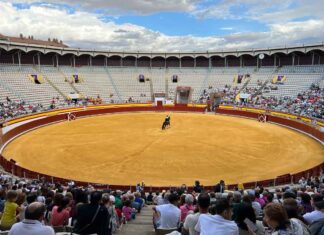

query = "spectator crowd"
[1,81,323,123]
[0,95,103,123]
[219,83,323,120]
[0,171,321,235]
[151,177,324,235]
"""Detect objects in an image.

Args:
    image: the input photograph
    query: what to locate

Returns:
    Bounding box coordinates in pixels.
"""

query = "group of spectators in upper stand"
[219,83,323,120]
[0,96,80,123]
[0,97,44,123]
[50,95,103,109]
[1,80,323,123]
[0,93,151,123]
[0,170,321,234]
[0,95,105,123]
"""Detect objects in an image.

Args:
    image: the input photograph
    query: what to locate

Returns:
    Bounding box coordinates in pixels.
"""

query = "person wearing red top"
[180,194,195,222]
[50,197,70,226]
[254,192,266,208]
[122,200,134,221]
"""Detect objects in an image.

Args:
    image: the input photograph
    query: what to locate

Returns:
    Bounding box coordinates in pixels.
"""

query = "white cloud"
[193,0,324,24]
[220,27,233,31]
[0,2,323,52]
[5,0,200,15]
[5,0,324,24]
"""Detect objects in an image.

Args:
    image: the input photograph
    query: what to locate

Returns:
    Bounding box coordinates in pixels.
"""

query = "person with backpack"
[73,191,109,235]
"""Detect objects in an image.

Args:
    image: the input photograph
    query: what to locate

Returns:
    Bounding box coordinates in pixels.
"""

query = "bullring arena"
[0,38,324,191]
[2,3,324,235]
[1,105,323,189]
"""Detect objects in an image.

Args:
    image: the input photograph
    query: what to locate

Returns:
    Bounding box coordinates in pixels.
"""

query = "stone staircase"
[118,205,155,235]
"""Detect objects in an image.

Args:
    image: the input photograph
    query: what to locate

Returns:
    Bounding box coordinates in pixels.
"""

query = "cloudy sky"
[1,0,324,52]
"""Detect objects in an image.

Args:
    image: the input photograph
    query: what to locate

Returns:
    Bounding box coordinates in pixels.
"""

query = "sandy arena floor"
[2,112,323,186]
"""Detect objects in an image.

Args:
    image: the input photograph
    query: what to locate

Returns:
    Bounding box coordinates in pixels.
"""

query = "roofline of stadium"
[1,40,324,59]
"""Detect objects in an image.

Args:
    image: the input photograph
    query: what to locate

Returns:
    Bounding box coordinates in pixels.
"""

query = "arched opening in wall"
[211,55,224,67]
[92,55,106,66]
[241,54,257,67]
[274,52,292,66]
[122,56,136,67]
[307,50,324,65]
[41,52,56,66]
[261,54,275,67]
[293,51,311,65]
[226,55,240,67]
[0,49,17,64]
[137,56,150,67]
[319,50,324,65]
[59,54,75,66]
[181,56,194,67]
[75,54,90,67]
[21,50,41,65]
[107,55,122,67]
[152,56,165,68]
[166,56,180,68]
[196,56,209,67]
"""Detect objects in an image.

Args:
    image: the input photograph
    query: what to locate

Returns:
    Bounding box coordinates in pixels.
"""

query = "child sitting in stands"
[122,200,135,221]
[0,190,22,230]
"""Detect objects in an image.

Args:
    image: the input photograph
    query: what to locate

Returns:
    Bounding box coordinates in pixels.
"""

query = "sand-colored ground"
[2,112,323,186]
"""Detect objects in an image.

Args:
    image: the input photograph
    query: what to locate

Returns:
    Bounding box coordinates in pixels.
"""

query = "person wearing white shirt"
[153,193,180,229]
[184,192,210,235]
[9,202,54,235]
[195,198,238,235]
[303,195,324,224]
[249,194,262,217]
[252,201,262,217]
[298,177,307,188]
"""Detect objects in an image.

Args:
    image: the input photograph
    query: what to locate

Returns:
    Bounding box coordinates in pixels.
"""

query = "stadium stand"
[0,64,323,119]
[0,41,323,114]
[0,64,60,105]
[0,40,323,234]
[0,170,321,234]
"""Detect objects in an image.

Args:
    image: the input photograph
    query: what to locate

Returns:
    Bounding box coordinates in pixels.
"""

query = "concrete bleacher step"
[139,207,154,216]
[118,224,155,235]
[118,205,155,235]
[129,216,153,225]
